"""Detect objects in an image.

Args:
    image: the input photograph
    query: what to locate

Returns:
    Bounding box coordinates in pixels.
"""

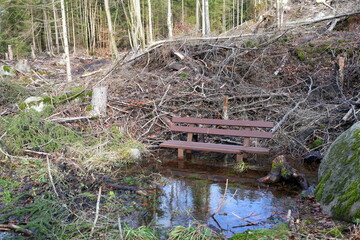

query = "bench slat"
[160,140,270,154]
[172,117,274,128]
[170,125,272,139]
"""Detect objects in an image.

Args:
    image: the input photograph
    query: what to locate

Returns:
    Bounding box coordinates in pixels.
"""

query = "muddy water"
[153,152,301,238]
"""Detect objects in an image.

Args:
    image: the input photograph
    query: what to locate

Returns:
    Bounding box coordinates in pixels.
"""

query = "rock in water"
[315,121,360,223]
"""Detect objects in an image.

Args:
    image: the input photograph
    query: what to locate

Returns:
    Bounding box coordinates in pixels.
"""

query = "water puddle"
[150,152,301,238]
[153,174,298,238]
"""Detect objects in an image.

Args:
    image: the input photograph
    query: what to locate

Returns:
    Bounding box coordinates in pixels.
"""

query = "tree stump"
[258,155,309,189]
[8,45,13,60]
[91,86,108,117]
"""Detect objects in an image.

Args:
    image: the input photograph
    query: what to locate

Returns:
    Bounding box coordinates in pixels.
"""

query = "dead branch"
[272,77,315,133]
[0,223,32,236]
[286,11,360,27]
[342,93,360,121]
[24,149,51,156]
[90,186,102,237]
[47,156,59,197]
[231,212,258,225]
[47,116,92,123]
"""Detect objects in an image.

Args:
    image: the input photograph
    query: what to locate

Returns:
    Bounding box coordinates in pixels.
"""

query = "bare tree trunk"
[181,0,185,23]
[127,0,145,51]
[202,0,210,35]
[276,0,282,29]
[43,3,53,54]
[222,0,226,32]
[196,0,200,32]
[202,0,206,34]
[167,0,173,39]
[236,0,240,25]
[60,0,72,82]
[31,45,36,60]
[241,0,244,25]
[204,0,210,35]
[147,0,153,43]
[71,1,76,55]
[52,0,60,54]
[31,8,37,53]
[104,0,120,59]
[232,0,235,28]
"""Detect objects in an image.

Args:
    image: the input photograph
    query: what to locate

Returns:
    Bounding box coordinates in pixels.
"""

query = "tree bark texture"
[60,0,72,82]
[167,0,173,39]
[91,86,108,117]
[104,0,120,59]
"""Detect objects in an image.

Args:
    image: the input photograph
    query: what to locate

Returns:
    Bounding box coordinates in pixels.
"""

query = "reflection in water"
[155,177,297,238]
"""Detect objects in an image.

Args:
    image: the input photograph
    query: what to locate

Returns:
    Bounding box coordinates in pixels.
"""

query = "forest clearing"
[0,0,360,239]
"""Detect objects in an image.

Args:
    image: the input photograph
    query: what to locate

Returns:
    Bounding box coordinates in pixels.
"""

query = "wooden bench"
[160,117,274,162]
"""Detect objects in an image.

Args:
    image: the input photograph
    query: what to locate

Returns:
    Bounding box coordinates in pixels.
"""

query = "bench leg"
[236,153,244,163]
[178,148,185,160]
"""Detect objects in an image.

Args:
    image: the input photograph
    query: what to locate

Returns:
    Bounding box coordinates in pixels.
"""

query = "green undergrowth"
[0,108,82,155]
[0,79,33,105]
[69,126,147,174]
[229,224,289,240]
[168,224,222,240]
[123,225,158,240]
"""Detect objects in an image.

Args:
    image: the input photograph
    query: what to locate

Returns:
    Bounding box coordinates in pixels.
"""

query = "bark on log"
[258,155,309,189]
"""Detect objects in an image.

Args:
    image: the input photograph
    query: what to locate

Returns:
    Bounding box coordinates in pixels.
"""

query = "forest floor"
[1,12,360,240]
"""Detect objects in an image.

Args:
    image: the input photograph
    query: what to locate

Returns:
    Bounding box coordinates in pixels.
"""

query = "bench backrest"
[171,117,273,139]
[172,117,274,128]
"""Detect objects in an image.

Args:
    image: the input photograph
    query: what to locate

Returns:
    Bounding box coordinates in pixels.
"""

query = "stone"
[303,151,323,164]
[22,96,46,112]
[130,148,141,160]
[0,65,16,76]
[315,121,360,223]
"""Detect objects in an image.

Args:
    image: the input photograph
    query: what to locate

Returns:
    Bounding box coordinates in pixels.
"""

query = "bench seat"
[160,140,270,157]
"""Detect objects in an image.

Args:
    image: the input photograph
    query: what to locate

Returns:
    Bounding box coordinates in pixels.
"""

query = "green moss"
[310,139,325,150]
[333,180,360,221]
[315,170,332,201]
[179,72,188,78]
[280,168,291,177]
[271,161,283,171]
[3,65,13,72]
[230,224,289,240]
[324,194,335,204]
[295,48,306,61]
[86,104,92,111]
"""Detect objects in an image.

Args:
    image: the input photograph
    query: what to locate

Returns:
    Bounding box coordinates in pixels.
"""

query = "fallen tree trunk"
[258,155,309,189]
